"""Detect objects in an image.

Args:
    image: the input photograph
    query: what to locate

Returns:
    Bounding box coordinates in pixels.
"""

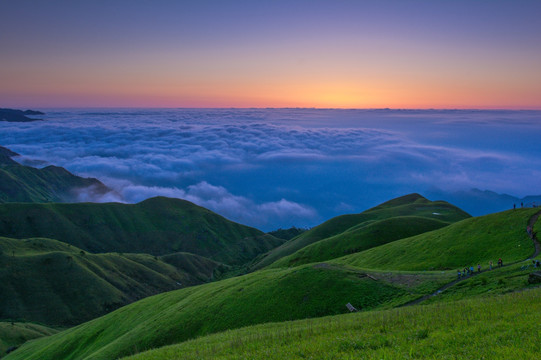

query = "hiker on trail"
[514,203,516,210]
[477,264,481,273]
[470,266,474,274]
[489,261,493,270]
[498,258,502,267]
[457,270,461,279]
[463,267,467,277]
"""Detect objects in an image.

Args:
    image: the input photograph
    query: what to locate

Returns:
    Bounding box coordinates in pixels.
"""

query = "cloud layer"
[1,109,541,230]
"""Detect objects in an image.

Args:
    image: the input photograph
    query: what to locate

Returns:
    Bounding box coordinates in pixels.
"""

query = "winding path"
[401,210,541,307]
[527,211,541,259]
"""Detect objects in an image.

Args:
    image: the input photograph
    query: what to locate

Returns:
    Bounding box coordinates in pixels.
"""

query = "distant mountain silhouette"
[0,108,44,122]
[426,188,541,216]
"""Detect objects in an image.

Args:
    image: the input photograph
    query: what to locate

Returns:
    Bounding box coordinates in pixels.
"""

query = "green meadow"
[0,197,283,265]
[335,208,539,271]
[0,322,58,356]
[251,194,470,270]
[2,192,540,359]
[122,288,541,360]
[3,264,453,360]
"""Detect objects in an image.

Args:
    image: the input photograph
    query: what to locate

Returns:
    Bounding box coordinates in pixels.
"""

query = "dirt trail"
[401,210,541,307]
[527,211,541,259]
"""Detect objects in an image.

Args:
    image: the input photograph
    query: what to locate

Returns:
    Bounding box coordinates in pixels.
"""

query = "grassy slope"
[0,197,284,265]
[423,258,541,305]
[336,208,539,271]
[4,265,453,360]
[0,322,58,357]
[267,227,307,241]
[0,237,223,326]
[0,146,110,203]
[121,288,541,360]
[270,216,450,268]
[251,194,470,270]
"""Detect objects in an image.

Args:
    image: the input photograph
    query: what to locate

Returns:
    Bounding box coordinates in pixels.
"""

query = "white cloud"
[1,108,541,228]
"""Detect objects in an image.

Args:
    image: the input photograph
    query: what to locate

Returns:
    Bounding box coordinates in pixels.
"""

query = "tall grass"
[123,288,541,360]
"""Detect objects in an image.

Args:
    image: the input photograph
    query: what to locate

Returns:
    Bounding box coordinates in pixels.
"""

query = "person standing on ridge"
[477,264,481,273]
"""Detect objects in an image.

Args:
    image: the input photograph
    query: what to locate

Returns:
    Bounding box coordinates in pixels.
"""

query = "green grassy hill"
[3,264,453,360]
[335,208,540,271]
[251,194,470,270]
[0,322,57,357]
[267,227,307,240]
[0,237,224,326]
[270,216,450,268]
[120,288,541,360]
[0,145,112,203]
[0,197,284,265]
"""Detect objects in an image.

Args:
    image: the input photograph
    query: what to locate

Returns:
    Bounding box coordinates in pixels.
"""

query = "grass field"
[3,264,454,360]
[0,236,223,326]
[251,194,470,270]
[0,146,110,203]
[3,196,540,359]
[0,197,283,265]
[335,208,539,271]
[121,287,541,360]
[0,322,58,357]
[270,216,450,268]
[423,257,541,305]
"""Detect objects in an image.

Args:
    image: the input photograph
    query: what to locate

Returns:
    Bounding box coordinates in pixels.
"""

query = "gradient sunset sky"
[2,0,540,109]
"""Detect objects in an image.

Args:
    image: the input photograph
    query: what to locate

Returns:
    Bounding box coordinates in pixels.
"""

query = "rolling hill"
[120,288,541,360]
[0,322,57,357]
[3,193,540,360]
[335,208,540,271]
[251,194,471,270]
[2,264,454,360]
[0,197,284,265]
[0,236,224,326]
[269,216,450,268]
[0,145,113,203]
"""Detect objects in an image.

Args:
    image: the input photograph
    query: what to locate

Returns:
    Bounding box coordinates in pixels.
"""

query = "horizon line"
[10,106,541,111]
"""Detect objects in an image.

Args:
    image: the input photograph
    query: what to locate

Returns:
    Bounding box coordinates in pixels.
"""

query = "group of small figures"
[457,259,503,279]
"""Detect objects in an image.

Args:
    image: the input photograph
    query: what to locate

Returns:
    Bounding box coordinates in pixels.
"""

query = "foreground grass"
[123,288,541,360]
[4,265,452,360]
[336,208,539,271]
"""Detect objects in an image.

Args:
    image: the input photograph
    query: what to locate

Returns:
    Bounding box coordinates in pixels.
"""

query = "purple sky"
[1,0,540,108]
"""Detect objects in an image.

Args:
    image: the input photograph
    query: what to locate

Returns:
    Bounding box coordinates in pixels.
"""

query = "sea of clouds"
[1,108,540,230]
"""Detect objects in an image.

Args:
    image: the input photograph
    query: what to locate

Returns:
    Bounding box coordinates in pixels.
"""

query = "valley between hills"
[1,145,540,359]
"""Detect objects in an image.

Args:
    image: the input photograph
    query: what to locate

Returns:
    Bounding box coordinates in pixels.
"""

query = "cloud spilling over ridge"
[105,179,316,229]
[1,108,540,230]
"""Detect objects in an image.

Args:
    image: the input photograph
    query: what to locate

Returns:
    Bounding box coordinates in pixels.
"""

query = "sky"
[1,109,541,231]
[1,0,541,109]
